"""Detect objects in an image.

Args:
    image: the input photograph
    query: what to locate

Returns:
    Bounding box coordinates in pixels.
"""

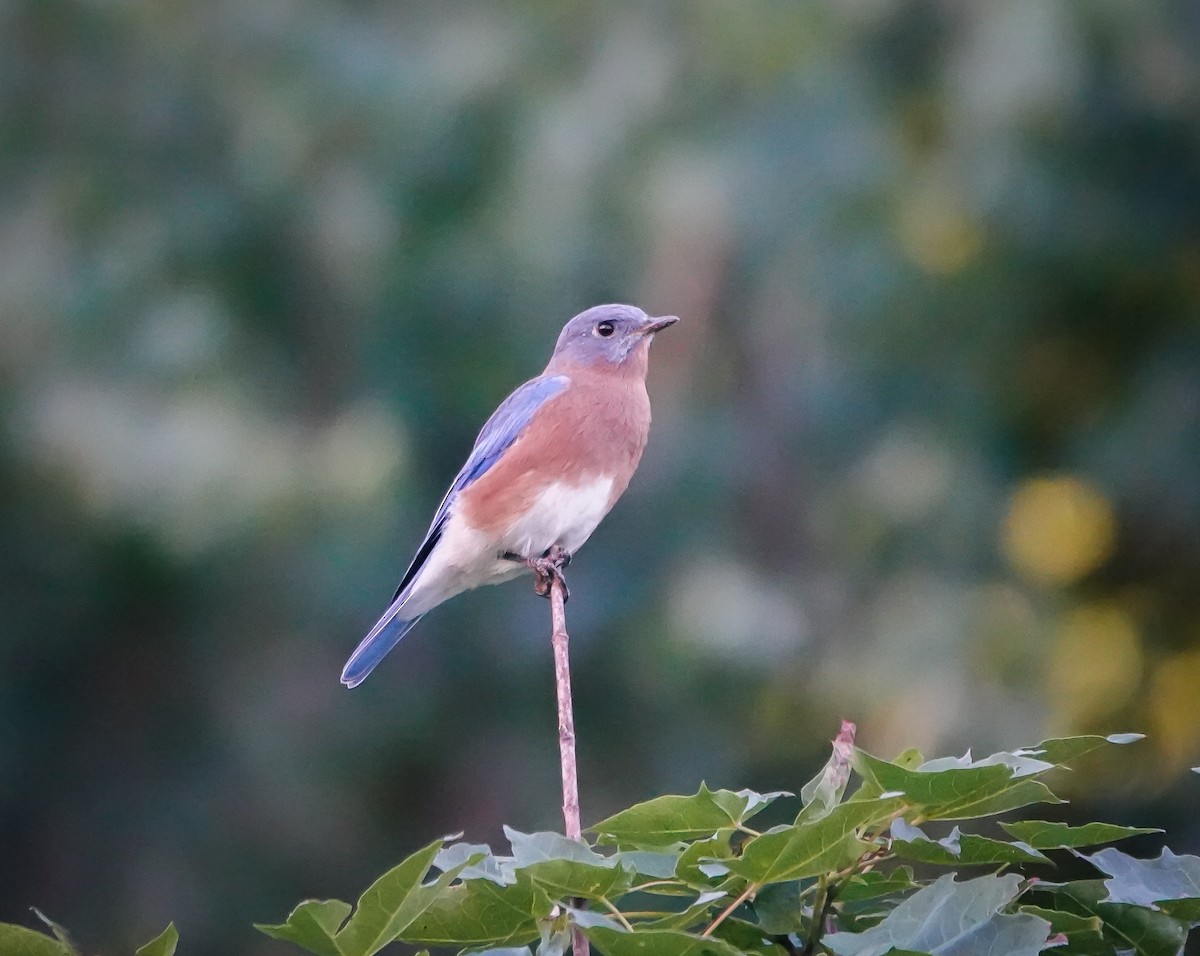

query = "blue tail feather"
[341,607,424,688]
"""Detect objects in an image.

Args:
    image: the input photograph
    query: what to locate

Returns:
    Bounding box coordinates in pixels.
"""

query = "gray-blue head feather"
[548,304,678,370]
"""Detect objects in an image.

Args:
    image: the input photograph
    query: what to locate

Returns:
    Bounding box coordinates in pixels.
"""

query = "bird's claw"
[502,547,571,600]
[528,546,571,601]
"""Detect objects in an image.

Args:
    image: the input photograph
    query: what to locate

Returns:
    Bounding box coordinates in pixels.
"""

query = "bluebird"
[341,304,679,687]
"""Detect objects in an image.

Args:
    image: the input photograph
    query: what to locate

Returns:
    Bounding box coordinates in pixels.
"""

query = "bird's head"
[547,304,678,374]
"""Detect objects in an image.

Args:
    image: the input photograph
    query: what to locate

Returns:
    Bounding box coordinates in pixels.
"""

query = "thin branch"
[549,569,582,842]
[538,549,588,955]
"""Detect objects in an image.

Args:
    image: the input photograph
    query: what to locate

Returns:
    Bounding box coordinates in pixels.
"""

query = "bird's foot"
[525,546,571,601]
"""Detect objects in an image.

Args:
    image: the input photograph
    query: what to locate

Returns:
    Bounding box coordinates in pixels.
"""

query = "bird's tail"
[341,599,425,688]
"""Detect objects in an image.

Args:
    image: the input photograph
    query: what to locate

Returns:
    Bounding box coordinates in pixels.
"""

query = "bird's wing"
[389,373,571,602]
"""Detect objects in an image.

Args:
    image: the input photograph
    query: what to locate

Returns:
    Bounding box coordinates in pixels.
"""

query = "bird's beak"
[638,315,680,336]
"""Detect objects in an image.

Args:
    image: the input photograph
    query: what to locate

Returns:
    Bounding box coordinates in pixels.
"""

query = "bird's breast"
[457,370,651,556]
[500,475,617,558]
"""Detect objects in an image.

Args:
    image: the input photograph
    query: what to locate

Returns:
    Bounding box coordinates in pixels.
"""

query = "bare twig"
[549,570,582,841]
[533,547,588,954]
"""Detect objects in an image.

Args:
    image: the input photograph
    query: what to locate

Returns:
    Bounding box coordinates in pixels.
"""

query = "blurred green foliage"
[2,1,1199,953]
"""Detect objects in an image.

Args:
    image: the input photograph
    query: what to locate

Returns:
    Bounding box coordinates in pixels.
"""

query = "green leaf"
[524,860,627,904]
[889,820,1049,866]
[335,836,446,956]
[615,850,681,881]
[708,916,790,954]
[0,924,75,956]
[435,842,512,885]
[727,788,792,819]
[852,749,1062,820]
[536,905,572,956]
[915,749,1055,777]
[504,827,630,900]
[1080,847,1200,921]
[1032,880,1188,956]
[1161,899,1200,921]
[134,923,179,956]
[590,785,788,847]
[825,873,1049,956]
[30,911,78,955]
[1017,905,1109,956]
[728,797,903,885]
[398,872,550,949]
[837,867,918,903]
[255,899,352,956]
[891,748,924,770]
[1001,820,1161,850]
[674,834,735,888]
[749,881,803,935]
[507,828,608,867]
[582,925,744,955]
[832,906,898,936]
[849,750,919,802]
[258,844,471,956]
[642,891,729,931]
[1031,734,1144,766]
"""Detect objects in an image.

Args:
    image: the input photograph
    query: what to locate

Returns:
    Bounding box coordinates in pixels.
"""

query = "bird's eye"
[596,320,616,337]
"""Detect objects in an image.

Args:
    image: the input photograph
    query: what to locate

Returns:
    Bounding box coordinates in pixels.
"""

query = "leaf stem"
[802,875,831,956]
[628,880,679,893]
[701,882,757,938]
[597,897,634,932]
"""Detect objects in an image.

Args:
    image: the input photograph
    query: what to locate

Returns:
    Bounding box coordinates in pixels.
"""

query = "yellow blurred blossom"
[894,191,983,275]
[1047,602,1143,727]
[1001,475,1116,587]
[1148,646,1200,773]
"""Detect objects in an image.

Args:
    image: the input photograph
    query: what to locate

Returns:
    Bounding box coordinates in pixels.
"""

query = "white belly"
[402,475,617,614]
[502,476,616,558]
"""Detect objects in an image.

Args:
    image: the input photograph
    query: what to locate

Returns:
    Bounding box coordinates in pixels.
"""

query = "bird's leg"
[504,546,571,600]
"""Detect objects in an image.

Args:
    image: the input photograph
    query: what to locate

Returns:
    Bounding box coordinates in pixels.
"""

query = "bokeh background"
[3,1,1200,953]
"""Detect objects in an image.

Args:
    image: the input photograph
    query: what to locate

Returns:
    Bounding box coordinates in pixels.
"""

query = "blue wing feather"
[342,373,570,686]
[430,374,571,540]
